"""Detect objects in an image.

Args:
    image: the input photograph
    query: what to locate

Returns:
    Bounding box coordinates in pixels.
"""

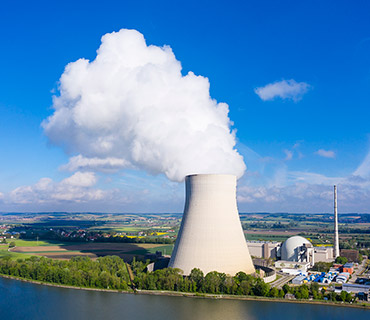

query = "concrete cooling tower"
[169,174,255,276]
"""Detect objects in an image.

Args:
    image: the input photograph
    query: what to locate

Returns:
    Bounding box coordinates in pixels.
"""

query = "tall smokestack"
[169,174,255,275]
[334,185,340,258]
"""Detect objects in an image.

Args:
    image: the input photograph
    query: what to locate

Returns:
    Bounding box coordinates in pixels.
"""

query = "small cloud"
[60,155,130,173]
[61,171,97,188]
[7,172,109,204]
[315,149,336,159]
[284,149,293,161]
[254,79,311,102]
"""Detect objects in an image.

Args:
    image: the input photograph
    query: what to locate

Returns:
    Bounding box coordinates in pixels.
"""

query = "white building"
[247,241,281,259]
[314,246,334,262]
[248,236,334,267]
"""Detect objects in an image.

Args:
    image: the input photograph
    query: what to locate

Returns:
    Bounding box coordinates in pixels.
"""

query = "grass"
[122,244,174,256]
[147,245,173,255]
[0,245,33,260]
[245,234,290,242]
[13,239,69,247]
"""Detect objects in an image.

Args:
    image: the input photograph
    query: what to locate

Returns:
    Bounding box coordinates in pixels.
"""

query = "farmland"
[1,211,370,262]
[7,240,173,261]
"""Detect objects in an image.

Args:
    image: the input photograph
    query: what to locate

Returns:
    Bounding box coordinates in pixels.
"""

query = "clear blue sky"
[1,0,370,213]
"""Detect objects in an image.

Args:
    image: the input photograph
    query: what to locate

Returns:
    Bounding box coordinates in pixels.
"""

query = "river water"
[0,277,369,320]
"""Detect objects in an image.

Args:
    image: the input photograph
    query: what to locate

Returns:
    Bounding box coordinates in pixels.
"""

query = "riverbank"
[1,274,369,309]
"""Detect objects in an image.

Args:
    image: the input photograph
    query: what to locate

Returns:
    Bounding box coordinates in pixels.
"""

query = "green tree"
[278,289,285,298]
[253,278,269,297]
[282,284,290,294]
[335,256,348,265]
[297,285,309,299]
[204,271,223,294]
[268,287,279,297]
[310,282,321,300]
[189,268,204,292]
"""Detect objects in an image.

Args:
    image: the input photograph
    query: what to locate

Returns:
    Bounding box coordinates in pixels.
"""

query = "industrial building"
[247,241,280,259]
[340,249,360,262]
[336,272,351,283]
[313,246,334,262]
[250,186,340,270]
[274,261,311,273]
[342,263,354,274]
[280,236,314,265]
[169,174,255,276]
[343,283,370,293]
[291,271,339,285]
[248,237,334,266]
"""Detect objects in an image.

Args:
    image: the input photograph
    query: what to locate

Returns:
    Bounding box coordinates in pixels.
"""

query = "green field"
[244,234,290,242]
[146,245,173,255]
[13,239,68,247]
[89,226,151,232]
[0,240,173,261]
[0,245,33,260]
[0,239,69,260]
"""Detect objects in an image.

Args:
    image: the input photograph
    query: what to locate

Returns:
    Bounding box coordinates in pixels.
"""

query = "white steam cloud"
[43,29,246,182]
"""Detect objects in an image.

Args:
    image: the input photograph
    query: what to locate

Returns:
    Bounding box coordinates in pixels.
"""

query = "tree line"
[20,231,174,244]
[0,255,354,303]
[0,255,130,290]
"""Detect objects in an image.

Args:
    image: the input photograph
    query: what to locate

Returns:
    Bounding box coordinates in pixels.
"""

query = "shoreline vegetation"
[0,255,369,310]
[1,274,369,310]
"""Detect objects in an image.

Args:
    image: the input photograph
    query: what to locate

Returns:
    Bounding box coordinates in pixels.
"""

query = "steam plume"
[43,29,246,181]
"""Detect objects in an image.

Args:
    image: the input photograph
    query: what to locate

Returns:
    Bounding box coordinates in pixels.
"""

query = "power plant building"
[314,246,334,262]
[247,185,340,266]
[169,174,255,276]
[247,241,281,259]
[248,237,334,265]
[280,236,313,262]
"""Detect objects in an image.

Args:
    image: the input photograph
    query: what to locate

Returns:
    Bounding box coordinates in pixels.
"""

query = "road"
[271,274,295,289]
[348,258,368,284]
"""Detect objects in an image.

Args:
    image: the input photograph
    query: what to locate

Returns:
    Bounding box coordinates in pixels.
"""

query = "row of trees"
[282,283,353,302]
[0,255,355,303]
[131,264,351,302]
[21,231,174,244]
[0,256,129,290]
[133,267,271,296]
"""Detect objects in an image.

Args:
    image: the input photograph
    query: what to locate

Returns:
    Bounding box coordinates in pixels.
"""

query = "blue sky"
[0,0,370,213]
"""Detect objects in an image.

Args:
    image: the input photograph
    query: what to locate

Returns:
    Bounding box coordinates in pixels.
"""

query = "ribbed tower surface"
[169,174,255,276]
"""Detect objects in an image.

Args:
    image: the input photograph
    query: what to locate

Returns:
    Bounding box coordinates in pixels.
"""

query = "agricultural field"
[241,212,370,247]
[8,240,173,261]
[0,243,33,260]
[1,211,369,259]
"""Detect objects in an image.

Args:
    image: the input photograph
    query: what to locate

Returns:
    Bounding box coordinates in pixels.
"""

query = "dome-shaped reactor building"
[168,174,255,276]
[281,236,313,262]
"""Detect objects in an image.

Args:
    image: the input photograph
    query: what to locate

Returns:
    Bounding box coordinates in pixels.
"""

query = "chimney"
[334,185,340,258]
[169,174,255,275]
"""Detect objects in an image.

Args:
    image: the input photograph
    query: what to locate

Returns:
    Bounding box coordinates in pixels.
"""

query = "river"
[0,277,369,319]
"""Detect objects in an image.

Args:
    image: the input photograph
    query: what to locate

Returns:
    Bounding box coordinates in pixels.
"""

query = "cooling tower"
[169,174,255,275]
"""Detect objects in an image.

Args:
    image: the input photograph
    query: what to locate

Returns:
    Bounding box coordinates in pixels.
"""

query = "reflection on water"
[1,277,369,320]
